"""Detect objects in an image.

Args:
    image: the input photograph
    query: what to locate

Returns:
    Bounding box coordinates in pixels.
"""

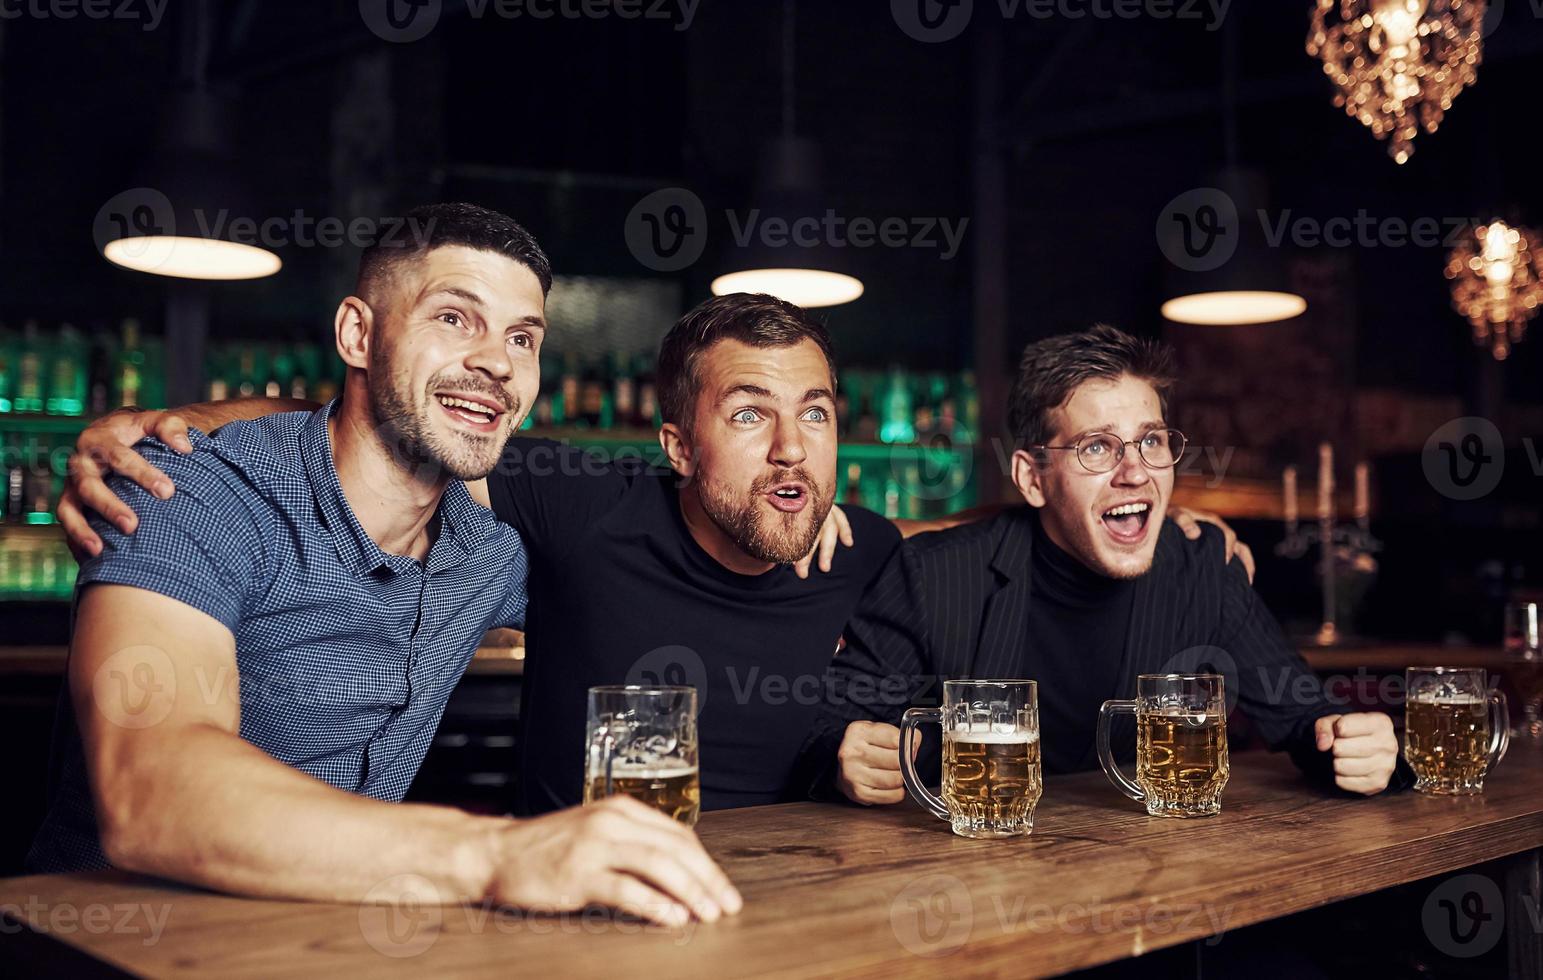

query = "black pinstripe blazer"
[802,506,1340,792]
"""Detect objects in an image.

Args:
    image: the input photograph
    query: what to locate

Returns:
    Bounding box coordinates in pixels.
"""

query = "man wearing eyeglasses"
[815,324,1401,805]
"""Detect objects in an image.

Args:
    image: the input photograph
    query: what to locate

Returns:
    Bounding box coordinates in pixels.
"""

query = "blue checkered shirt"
[27,400,528,873]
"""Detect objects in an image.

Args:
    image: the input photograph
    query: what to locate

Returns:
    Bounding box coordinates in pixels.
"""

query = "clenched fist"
[835,721,917,805]
[1314,711,1399,795]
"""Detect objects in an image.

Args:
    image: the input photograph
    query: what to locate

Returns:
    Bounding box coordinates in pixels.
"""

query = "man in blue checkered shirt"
[27,203,739,928]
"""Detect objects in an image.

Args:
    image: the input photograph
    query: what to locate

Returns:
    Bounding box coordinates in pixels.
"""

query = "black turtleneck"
[1027,513,1137,773]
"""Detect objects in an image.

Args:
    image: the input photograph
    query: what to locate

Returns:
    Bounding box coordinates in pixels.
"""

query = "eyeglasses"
[1032,428,1188,474]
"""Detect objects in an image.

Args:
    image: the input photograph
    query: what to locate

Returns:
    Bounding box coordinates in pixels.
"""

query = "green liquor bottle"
[16,321,46,414]
[47,323,88,416]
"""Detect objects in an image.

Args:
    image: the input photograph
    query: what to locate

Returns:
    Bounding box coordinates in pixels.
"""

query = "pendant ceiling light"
[1445,219,1541,360]
[1160,22,1306,326]
[708,0,862,308]
[1306,0,1486,165]
[101,3,280,281]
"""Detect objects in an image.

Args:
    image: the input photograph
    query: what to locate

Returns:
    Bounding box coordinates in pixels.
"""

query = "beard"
[367,343,517,482]
[696,465,832,565]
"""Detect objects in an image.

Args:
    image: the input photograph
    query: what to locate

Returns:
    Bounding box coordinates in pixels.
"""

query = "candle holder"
[1277,516,1381,646]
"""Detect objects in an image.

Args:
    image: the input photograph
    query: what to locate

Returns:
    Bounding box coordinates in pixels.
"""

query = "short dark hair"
[657,293,837,431]
[356,202,552,304]
[1008,324,1176,449]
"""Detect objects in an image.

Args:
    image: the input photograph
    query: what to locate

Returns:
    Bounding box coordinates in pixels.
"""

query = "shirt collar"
[301,400,479,577]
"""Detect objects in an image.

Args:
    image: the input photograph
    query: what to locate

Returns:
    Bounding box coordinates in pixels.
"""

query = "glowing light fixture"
[710,268,862,308]
[1445,219,1542,360]
[104,236,282,281]
[709,0,863,308]
[1306,0,1486,165]
[1161,291,1309,326]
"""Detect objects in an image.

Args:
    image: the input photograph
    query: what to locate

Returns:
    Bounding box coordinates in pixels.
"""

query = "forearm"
[171,397,320,432]
[99,725,497,903]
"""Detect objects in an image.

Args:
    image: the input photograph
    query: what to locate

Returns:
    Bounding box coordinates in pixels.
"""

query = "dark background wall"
[2,0,1541,641]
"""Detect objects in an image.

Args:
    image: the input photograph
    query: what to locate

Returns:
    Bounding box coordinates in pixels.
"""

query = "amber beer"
[1099,674,1228,817]
[941,730,1043,831]
[901,680,1041,839]
[1136,710,1229,812]
[1403,667,1509,795]
[585,685,700,826]
[583,763,700,826]
[1404,697,1488,792]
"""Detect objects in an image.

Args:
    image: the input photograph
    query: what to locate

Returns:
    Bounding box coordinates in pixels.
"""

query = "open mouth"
[764,482,810,514]
[1099,500,1152,545]
[435,392,504,432]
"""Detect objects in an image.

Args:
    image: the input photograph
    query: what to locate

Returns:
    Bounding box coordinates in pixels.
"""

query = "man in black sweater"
[817,324,1400,804]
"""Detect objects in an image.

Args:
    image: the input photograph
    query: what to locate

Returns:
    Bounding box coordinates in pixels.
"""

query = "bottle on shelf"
[843,462,864,506]
[88,326,116,415]
[313,351,343,403]
[266,346,297,400]
[116,318,145,409]
[292,345,319,401]
[46,323,88,416]
[611,350,635,431]
[634,352,659,429]
[557,353,580,427]
[16,320,46,414]
[5,466,24,521]
[206,343,230,402]
[0,322,15,413]
[578,356,606,429]
[879,367,916,445]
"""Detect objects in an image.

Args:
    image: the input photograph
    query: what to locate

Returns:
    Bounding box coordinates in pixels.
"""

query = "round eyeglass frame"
[1031,428,1188,474]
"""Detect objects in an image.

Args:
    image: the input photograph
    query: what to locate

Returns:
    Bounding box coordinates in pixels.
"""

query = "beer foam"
[1407,694,1485,706]
[944,729,1038,744]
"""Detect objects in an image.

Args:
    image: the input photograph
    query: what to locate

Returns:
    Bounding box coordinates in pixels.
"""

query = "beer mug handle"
[1487,690,1511,770]
[899,707,949,820]
[1097,700,1145,803]
[591,730,617,798]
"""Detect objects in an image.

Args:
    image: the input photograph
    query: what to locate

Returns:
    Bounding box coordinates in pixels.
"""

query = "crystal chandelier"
[1445,221,1543,360]
[1306,0,1486,164]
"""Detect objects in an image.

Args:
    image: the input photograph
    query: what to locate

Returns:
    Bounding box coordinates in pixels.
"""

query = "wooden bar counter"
[4,742,1541,978]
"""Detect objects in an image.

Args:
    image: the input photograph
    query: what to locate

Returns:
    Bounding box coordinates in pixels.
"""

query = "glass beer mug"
[900,680,1042,839]
[1098,674,1229,817]
[1404,667,1509,795]
[585,685,701,826]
